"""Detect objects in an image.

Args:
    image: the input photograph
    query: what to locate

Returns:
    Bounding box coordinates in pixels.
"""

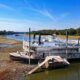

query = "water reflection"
[26,63,80,80]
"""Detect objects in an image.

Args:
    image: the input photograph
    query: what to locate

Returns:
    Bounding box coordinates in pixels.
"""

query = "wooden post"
[66,31,68,59]
[33,34,36,40]
[39,34,41,45]
[29,28,31,65]
[78,38,80,52]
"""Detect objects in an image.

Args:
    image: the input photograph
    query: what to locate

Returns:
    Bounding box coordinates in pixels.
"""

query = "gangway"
[28,56,70,75]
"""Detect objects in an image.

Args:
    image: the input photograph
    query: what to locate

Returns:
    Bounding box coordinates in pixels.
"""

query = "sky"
[0,0,80,31]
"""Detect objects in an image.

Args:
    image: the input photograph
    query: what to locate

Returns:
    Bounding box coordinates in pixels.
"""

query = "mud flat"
[0,36,35,80]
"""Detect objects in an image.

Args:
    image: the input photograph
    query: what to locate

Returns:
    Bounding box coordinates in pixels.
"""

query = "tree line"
[0,30,25,35]
[0,28,80,35]
[31,28,80,35]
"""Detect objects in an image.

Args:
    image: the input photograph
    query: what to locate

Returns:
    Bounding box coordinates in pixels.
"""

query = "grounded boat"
[9,29,80,71]
[10,35,80,59]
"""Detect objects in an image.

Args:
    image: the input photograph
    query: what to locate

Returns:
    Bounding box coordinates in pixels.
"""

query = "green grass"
[57,35,80,39]
[0,36,22,44]
[0,36,22,60]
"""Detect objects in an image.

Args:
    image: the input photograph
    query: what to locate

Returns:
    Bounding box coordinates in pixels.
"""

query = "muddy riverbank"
[0,36,36,80]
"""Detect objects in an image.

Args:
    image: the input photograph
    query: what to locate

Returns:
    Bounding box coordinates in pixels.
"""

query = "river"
[6,34,78,46]
[26,63,80,80]
[6,34,28,41]
[6,34,39,42]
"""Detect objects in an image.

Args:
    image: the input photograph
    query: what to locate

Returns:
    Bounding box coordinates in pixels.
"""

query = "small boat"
[10,51,39,64]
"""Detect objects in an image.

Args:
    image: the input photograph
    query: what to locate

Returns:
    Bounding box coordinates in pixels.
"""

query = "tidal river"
[6,34,38,41]
[26,63,80,80]
[6,35,80,80]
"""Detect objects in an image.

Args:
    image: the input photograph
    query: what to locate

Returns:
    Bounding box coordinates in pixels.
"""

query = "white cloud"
[23,0,70,22]
[0,3,16,12]
[0,18,79,31]
[61,13,68,17]
[60,13,69,18]
[23,0,56,21]
[0,18,55,31]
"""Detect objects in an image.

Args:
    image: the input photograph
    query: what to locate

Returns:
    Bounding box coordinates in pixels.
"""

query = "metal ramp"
[28,56,70,75]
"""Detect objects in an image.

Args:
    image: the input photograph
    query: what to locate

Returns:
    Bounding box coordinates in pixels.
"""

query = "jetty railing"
[36,47,80,59]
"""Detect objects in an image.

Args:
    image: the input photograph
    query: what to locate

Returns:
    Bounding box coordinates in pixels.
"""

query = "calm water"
[6,34,28,41]
[26,63,80,80]
[6,34,38,42]
[6,34,78,47]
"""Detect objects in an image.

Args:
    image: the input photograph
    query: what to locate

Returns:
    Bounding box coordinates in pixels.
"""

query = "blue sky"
[0,0,80,31]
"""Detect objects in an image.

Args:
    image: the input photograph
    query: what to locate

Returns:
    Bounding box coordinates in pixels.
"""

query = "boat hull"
[41,62,68,69]
[10,55,39,64]
[68,58,80,63]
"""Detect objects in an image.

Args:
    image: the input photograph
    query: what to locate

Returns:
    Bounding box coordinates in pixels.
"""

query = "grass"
[0,36,35,80]
[57,35,80,39]
[0,46,22,60]
[0,37,24,80]
[0,36,22,60]
[0,36,21,44]
[0,35,23,61]
[0,36,13,42]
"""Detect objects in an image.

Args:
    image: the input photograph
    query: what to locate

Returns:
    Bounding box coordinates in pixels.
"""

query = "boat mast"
[29,28,31,65]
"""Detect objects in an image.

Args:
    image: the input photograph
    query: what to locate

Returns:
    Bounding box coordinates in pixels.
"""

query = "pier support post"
[29,28,31,65]
[66,31,68,59]
[78,38,80,53]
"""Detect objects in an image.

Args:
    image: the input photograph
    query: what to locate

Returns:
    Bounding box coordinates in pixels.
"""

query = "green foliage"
[31,28,80,35]
[0,27,80,36]
[0,30,26,35]
[76,27,80,35]
[0,30,18,35]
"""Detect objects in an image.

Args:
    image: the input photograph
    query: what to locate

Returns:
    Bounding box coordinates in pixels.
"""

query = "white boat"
[10,35,80,64]
[9,29,80,64]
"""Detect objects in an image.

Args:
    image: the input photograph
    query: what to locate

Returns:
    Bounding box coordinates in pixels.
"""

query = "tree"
[68,28,77,35]
[76,27,80,35]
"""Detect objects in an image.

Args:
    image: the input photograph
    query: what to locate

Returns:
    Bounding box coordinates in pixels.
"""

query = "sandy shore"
[0,36,35,80]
